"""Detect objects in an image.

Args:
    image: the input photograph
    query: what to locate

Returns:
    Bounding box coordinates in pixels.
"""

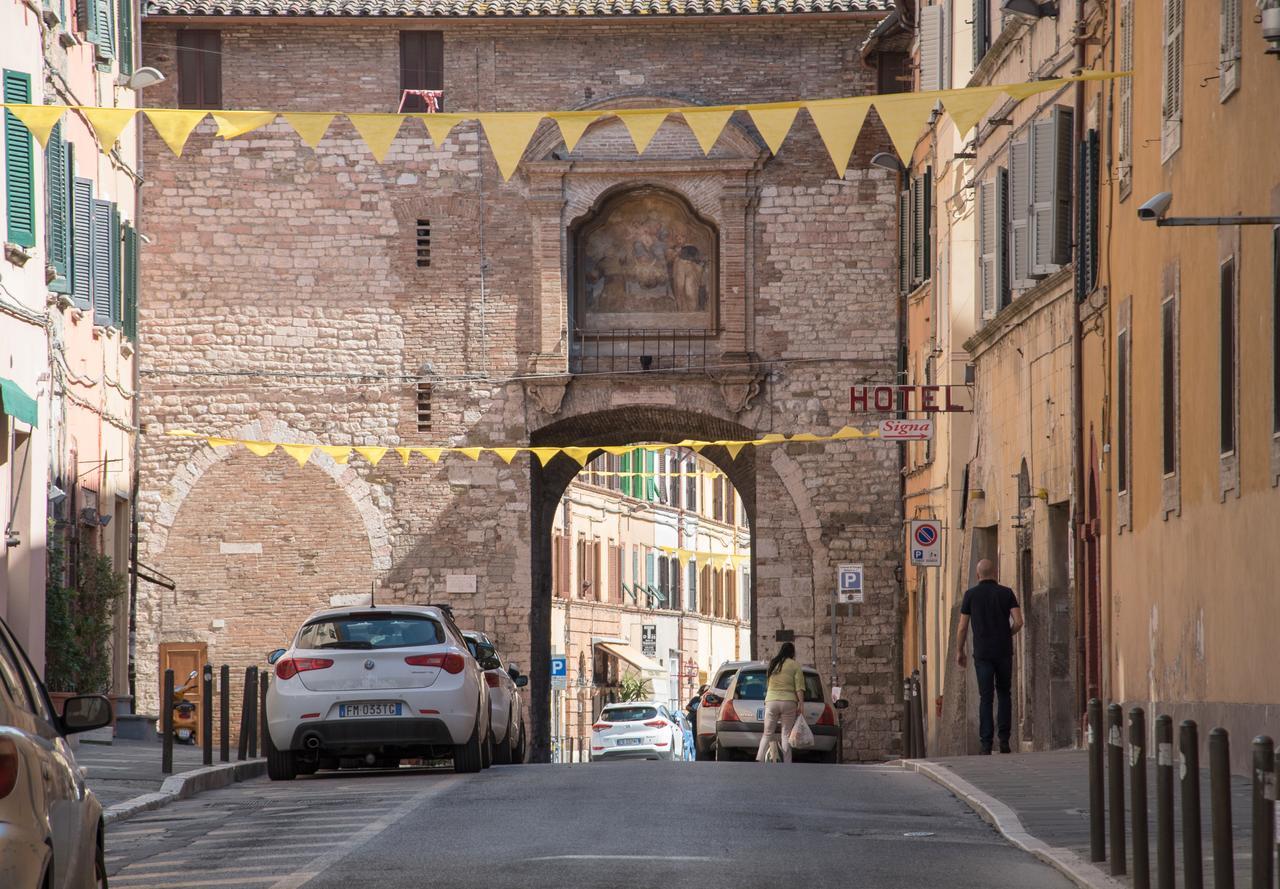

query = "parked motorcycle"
[172,669,199,744]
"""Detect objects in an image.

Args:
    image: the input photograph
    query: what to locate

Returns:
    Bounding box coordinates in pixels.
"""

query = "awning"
[595,641,665,675]
[0,377,38,427]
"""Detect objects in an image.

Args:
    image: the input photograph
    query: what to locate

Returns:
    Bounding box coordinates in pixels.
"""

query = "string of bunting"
[2,72,1126,181]
[655,546,750,569]
[165,426,876,469]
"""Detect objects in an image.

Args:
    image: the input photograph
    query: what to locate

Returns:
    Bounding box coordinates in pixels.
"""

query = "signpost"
[910,520,942,567]
[550,654,567,690]
[837,564,864,605]
[641,625,657,658]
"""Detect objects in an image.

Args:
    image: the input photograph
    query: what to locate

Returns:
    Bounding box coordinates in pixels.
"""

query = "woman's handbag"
[789,710,815,749]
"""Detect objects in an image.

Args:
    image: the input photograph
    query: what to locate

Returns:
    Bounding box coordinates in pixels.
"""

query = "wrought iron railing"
[570,328,714,375]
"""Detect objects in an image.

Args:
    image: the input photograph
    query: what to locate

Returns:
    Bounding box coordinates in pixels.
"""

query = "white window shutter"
[920,5,945,92]
[996,167,1010,307]
[1220,0,1240,98]
[1029,108,1073,277]
[898,189,911,294]
[977,179,996,320]
[1009,138,1030,289]
[1161,0,1184,160]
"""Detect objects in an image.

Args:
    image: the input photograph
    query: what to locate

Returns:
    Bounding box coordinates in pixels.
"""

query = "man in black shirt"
[956,559,1023,754]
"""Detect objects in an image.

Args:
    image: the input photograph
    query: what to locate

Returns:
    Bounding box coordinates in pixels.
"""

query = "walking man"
[955,559,1023,754]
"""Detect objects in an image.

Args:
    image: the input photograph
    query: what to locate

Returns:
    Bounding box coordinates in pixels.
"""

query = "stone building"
[134,0,906,760]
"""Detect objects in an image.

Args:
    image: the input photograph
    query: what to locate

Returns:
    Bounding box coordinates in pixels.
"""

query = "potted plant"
[45,542,127,719]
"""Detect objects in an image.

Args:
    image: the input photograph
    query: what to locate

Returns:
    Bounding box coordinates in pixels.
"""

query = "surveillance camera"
[1138,192,1173,222]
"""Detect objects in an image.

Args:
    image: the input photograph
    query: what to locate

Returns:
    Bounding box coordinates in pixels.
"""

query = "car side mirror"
[515,675,529,688]
[60,694,113,734]
[834,699,850,710]
[267,649,287,665]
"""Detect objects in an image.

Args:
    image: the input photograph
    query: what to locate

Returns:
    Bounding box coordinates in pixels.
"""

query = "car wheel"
[512,720,526,764]
[95,830,109,889]
[695,740,714,761]
[296,758,320,776]
[481,729,494,769]
[817,747,838,764]
[265,722,297,781]
[453,719,484,774]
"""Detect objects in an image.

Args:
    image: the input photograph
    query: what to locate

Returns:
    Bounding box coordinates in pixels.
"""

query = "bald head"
[976,559,997,581]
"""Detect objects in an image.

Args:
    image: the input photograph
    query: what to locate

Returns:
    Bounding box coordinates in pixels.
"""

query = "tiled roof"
[143,0,890,18]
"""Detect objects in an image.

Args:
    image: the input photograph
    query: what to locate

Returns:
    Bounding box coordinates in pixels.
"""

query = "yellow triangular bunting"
[550,111,600,153]
[492,448,520,464]
[562,447,593,467]
[207,437,236,448]
[144,109,207,157]
[789,432,823,442]
[318,445,351,464]
[530,447,560,467]
[243,441,277,456]
[748,104,801,155]
[939,86,1003,137]
[283,112,335,149]
[724,441,748,460]
[602,446,631,456]
[83,108,137,154]
[478,113,545,181]
[7,104,67,149]
[618,110,669,155]
[806,98,872,178]
[212,110,276,140]
[872,94,940,163]
[395,447,412,465]
[281,444,314,467]
[833,426,864,440]
[421,114,465,149]
[416,448,443,463]
[355,446,388,466]
[1002,78,1069,100]
[682,107,733,156]
[347,113,405,163]
[459,447,483,461]
[757,433,786,444]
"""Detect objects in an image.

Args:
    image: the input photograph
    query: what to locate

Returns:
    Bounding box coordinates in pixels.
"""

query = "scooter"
[172,670,199,744]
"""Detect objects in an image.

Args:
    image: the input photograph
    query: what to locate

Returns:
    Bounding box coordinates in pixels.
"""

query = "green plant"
[45,542,126,693]
[616,671,652,702]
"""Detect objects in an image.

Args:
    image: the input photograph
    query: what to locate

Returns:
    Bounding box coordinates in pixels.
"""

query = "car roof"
[730,660,821,675]
[712,660,754,675]
[300,604,449,623]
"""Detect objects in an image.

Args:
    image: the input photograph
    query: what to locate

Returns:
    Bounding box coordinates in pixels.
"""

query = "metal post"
[161,669,174,775]
[1157,715,1175,889]
[1182,720,1204,889]
[259,673,269,756]
[1209,728,1234,889]
[1109,704,1127,875]
[1089,698,1106,862]
[237,667,252,761]
[1252,736,1275,889]
[1131,707,1150,889]
[246,667,258,759]
[201,664,213,766]
[903,677,915,760]
[219,665,230,763]
[911,672,926,759]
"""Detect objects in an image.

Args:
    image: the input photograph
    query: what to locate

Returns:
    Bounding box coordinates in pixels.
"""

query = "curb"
[901,759,1128,889]
[103,759,267,825]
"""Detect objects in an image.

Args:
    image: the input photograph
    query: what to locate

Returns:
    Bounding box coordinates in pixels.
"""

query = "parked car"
[0,615,113,888]
[264,605,492,779]
[675,709,696,761]
[462,631,528,764]
[693,660,753,760]
[590,701,684,761]
[713,661,847,763]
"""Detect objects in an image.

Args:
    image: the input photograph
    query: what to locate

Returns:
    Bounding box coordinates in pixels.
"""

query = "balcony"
[570,328,714,375]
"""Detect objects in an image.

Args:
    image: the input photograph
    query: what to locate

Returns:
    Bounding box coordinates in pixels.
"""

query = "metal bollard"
[1209,728,1234,889]
[1252,736,1275,889]
[219,665,230,763]
[1088,698,1106,862]
[1181,720,1204,889]
[246,667,258,759]
[202,664,213,766]
[1156,715,1175,889]
[911,673,927,759]
[237,667,252,761]
[162,669,175,775]
[259,674,269,756]
[1108,704,1127,875]
[903,677,915,760]
[1131,707,1151,889]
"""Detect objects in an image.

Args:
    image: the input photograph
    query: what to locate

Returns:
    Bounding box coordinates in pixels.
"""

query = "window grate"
[416,382,432,432]
[415,219,431,268]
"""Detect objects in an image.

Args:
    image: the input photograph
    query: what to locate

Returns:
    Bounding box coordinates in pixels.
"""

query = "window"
[918,4,948,92]
[1029,107,1074,277]
[1220,258,1237,455]
[90,198,116,326]
[1219,0,1241,100]
[45,123,73,291]
[121,224,138,339]
[415,219,430,267]
[3,70,35,249]
[1117,328,1130,494]
[712,476,723,522]
[973,0,990,70]
[415,382,432,432]
[1160,0,1184,161]
[876,52,910,95]
[71,177,94,308]
[400,31,443,113]
[906,169,933,288]
[1009,137,1030,289]
[1162,297,1178,475]
[297,613,444,649]
[687,562,698,613]
[118,0,135,75]
[82,0,117,60]
[898,188,911,294]
[684,459,697,511]
[1076,129,1099,301]
[977,168,1009,321]
[1118,0,1134,197]
[177,30,222,110]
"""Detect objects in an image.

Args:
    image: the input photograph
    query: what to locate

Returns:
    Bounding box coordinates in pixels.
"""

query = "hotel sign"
[850,385,970,413]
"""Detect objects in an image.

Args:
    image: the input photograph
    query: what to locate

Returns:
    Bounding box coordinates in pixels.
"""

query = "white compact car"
[462,631,528,765]
[0,615,113,888]
[713,661,846,762]
[692,659,752,760]
[590,702,685,761]
[265,605,491,779]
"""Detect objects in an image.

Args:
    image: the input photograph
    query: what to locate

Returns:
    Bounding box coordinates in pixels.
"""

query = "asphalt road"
[105,762,1075,889]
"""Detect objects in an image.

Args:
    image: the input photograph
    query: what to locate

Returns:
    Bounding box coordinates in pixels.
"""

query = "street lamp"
[1001,0,1059,18]
[1137,191,1280,227]
[870,152,905,175]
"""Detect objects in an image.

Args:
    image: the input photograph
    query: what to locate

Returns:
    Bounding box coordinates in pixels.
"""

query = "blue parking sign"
[550,656,567,678]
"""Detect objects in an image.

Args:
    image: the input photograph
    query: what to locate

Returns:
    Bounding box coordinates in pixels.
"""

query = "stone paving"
[75,737,220,809]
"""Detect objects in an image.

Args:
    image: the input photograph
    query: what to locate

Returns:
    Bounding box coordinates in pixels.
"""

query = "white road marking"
[109,877,279,888]
[524,855,729,862]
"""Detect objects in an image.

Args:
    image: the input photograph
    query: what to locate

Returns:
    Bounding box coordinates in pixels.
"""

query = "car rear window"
[298,614,444,650]
[601,706,657,723]
[714,669,738,690]
[732,670,825,702]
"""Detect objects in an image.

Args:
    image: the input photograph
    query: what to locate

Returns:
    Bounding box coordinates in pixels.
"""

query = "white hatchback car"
[462,631,527,765]
[265,605,491,779]
[713,661,846,762]
[590,702,684,761]
[692,659,753,760]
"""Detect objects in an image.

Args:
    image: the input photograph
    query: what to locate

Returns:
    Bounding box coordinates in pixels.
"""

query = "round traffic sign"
[914,524,938,547]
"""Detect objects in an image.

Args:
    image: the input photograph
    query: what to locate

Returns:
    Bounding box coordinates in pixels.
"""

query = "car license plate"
[338,703,402,718]
[756,708,765,721]
[617,738,642,746]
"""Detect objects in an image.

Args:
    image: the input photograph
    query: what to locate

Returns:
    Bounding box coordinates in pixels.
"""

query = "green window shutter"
[117,0,133,75]
[91,198,112,325]
[620,452,631,497]
[3,70,36,249]
[71,175,93,308]
[78,0,98,43]
[644,450,656,501]
[94,0,115,59]
[123,223,137,339]
[108,203,121,326]
[45,122,70,290]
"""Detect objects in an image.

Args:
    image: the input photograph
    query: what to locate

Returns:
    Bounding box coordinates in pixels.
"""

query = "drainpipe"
[1070,4,1088,720]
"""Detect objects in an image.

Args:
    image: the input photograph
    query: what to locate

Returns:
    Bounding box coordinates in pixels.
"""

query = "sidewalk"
[904,750,1256,889]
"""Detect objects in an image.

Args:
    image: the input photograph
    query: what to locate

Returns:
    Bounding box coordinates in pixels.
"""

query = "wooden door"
[159,642,207,745]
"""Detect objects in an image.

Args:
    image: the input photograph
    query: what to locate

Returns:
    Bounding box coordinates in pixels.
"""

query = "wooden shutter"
[996,167,1010,309]
[1009,137,1030,289]
[177,30,221,109]
[3,70,36,249]
[977,178,996,320]
[1219,0,1240,97]
[919,4,946,92]
[972,0,989,70]
[1161,0,1184,157]
[1030,107,1072,277]
[93,0,115,59]
[78,0,97,42]
[123,223,138,339]
[898,188,910,293]
[118,0,134,75]
[399,31,443,112]
[1075,129,1099,301]
[45,123,71,290]
[91,198,113,325]
[109,204,121,326]
[1118,0,1134,193]
[909,176,922,284]
[619,451,631,497]
[71,176,93,308]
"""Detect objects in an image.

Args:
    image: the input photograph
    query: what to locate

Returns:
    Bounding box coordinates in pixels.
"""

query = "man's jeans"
[974,656,1013,748]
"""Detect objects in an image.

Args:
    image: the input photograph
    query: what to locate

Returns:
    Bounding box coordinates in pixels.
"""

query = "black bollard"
[219,665,230,763]
[202,664,213,766]
[162,669,175,775]
[1088,698,1106,862]
[1209,728,1234,889]
[1156,715,1175,889]
[1252,736,1275,889]
[1108,704,1127,876]
[259,673,268,756]
[246,667,259,759]
[1181,720,1204,889]
[1131,707,1150,889]
[237,666,252,761]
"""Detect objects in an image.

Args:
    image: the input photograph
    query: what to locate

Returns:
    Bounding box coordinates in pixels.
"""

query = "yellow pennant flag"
[420,113,465,149]
[355,446,388,466]
[748,104,801,155]
[83,107,137,154]
[1002,78,1069,101]
[459,447,483,461]
[601,446,631,456]
[682,107,734,156]
[212,110,277,139]
[789,432,823,442]
[530,447,561,467]
[144,109,207,157]
[7,104,67,149]
[688,442,707,453]
[618,110,669,155]
[562,447,594,467]
[806,98,872,178]
[243,441,278,457]
[166,429,201,437]
[757,433,786,444]
[207,437,237,448]
[347,113,405,163]
[550,111,600,153]
[395,447,413,465]
[318,445,351,464]
[724,441,748,460]
[283,112,335,149]
[832,426,864,440]
[872,94,940,163]
[478,112,545,181]
[938,86,1003,138]
[281,444,314,467]
[676,548,692,564]
[492,448,520,464]
[416,447,443,463]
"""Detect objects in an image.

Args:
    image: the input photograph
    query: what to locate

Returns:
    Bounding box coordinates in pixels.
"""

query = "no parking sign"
[910,520,942,567]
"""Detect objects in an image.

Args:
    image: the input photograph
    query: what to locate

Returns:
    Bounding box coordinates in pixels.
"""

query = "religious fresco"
[574,188,718,333]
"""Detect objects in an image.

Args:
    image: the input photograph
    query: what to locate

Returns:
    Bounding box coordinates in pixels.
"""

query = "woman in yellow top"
[756,642,805,763]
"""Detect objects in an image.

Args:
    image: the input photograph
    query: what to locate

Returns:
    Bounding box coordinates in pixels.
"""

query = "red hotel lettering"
[851,388,868,411]
[850,385,969,413]
[873,387,894,411]
[921,386,938,411]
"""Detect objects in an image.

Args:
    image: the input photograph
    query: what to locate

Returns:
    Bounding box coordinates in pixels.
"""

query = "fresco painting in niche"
[575,188,718,334]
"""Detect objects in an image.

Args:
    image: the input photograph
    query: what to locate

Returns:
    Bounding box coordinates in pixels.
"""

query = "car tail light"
[0,738,17,798]
[643,720,667,728]
[484,673,500,688]
[404,653,466,674]
[817,704,836,727]
[702,692,723,707]
[275,657,334,680]
[655,739,669,747]
[592,722,612,732]
[719,700,740,722]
